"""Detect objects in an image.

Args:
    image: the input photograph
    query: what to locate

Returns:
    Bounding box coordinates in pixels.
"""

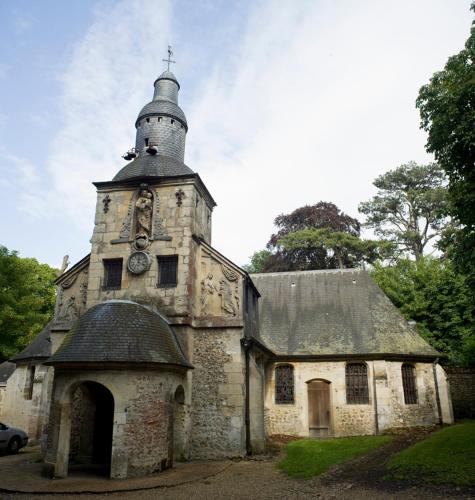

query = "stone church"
[0,68,453,479]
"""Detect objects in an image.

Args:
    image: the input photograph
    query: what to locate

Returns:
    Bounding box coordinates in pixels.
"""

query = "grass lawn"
[278,435,393,478]
[388,421,475,486]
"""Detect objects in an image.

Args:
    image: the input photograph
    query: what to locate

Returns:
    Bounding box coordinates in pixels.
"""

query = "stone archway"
[307,379,332,437]
[65,381,114,476]
[172,385,186,461]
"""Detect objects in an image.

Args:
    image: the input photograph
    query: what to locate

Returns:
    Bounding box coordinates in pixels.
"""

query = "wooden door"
[308,380,331,437]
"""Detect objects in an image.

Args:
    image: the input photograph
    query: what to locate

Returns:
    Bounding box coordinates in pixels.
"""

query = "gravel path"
[1,430,473,499]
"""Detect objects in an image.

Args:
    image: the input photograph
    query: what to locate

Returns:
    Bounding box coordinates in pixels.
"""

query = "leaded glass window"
[402,364,418,404]
[346,363,369,404]
[275,364,294,404]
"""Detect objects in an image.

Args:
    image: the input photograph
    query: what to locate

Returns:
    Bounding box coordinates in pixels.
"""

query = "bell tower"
[86,57,216,321]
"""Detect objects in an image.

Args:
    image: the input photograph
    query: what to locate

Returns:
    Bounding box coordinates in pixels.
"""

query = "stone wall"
[249,352,266,453]
[87,180,213,320]
[264,360,452,439]
[188,327,245,459]
[0,386,6,417]
[2,363,53,442]
[44,369,187,479]
[444,366,475,418]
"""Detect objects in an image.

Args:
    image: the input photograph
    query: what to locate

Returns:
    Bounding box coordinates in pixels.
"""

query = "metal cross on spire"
[162,45,176,71]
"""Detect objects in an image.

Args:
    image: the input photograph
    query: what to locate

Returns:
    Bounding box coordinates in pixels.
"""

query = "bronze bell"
[146,144,158,155]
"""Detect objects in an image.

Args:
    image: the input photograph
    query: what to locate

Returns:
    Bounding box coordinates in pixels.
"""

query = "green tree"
[245,202,390,272]
[0,246,57,361]
[371,257,475,365]
[416,4,475,290]
[243,249,273,274]
[359,162,450,261]
[277,228,393,270]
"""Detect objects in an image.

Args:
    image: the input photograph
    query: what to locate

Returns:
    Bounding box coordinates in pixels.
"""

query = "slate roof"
[136,99,187,129]
[113,154,194,182]
[10,322,52,363]
[154,70,180,88]
[46,300,192,369]
[0,361,15,386]
[251,269,439,358]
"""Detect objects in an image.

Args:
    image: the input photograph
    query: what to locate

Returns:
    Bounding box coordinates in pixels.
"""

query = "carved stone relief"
[103,194,111,213]
[79,270,88,306]
[175,189,185,207]
[118,197,134,240]
[52,269,88,329]
[199,253,240,318]
[152,188,169,240]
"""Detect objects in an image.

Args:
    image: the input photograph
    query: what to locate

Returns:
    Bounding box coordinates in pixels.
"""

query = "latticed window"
[275,364,294,404]
[157,255,178,286]
[103,259,123,290]
[402,364,418,404]
[346,363,369,404]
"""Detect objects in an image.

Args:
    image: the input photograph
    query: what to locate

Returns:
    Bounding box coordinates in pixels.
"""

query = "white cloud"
[0,152,52,216]
[44,0,172,231]
[13,12,34,33]
[185,0,472,265]
[20,0,471,267]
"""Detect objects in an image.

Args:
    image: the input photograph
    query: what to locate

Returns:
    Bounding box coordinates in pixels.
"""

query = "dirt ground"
[1,430,473,500]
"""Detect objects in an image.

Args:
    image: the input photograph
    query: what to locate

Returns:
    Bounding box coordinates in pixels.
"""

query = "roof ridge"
[251,268,365,277]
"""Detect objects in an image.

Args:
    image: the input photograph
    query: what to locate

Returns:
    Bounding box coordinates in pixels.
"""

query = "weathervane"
[162,45,176,71]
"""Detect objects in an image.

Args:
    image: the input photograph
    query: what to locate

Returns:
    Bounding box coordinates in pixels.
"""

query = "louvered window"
[157,255,178,286]
[346,363,369,404]
[103,259,122,290]
[402,364,418,404]
[275,364,294,404]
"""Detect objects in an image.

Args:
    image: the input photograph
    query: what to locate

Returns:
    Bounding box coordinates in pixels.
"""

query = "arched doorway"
[307,380,331,437]
[172,385,186,461]
[68,381,114,476]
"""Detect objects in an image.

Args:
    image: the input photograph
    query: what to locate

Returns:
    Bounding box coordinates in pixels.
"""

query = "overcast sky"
[0,0,472,268]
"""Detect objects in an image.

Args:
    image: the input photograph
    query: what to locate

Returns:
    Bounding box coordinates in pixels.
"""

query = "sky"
[0,0,472,269]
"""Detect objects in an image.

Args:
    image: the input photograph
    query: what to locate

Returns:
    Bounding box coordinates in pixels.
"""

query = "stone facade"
[1,67,455,482]
[188,327,245,459]
[265,360,453,438]
[2,363,53,442]
[44,369,186,478]
[444,366,475,418]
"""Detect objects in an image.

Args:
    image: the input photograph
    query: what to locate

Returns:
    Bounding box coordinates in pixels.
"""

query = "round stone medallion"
[127,251,151,275]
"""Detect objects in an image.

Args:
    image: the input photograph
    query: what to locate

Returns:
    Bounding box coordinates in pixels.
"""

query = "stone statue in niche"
[135,189,153,238]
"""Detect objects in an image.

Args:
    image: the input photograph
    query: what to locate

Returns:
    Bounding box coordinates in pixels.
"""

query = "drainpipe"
[241,337,252,456]
[372,361,379,435]
[432,357,443,425]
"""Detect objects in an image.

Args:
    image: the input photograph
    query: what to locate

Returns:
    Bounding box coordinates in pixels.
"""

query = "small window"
[146,117,150,123]
[103,259,123,290]
[346,363,369,404]
[157,255,178,287]
[158,117,162,122]
[24,366,35,400]
[402,364,418,404]
[171,119,175,124]
[275,364,294,404]
[144,138,149,147]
